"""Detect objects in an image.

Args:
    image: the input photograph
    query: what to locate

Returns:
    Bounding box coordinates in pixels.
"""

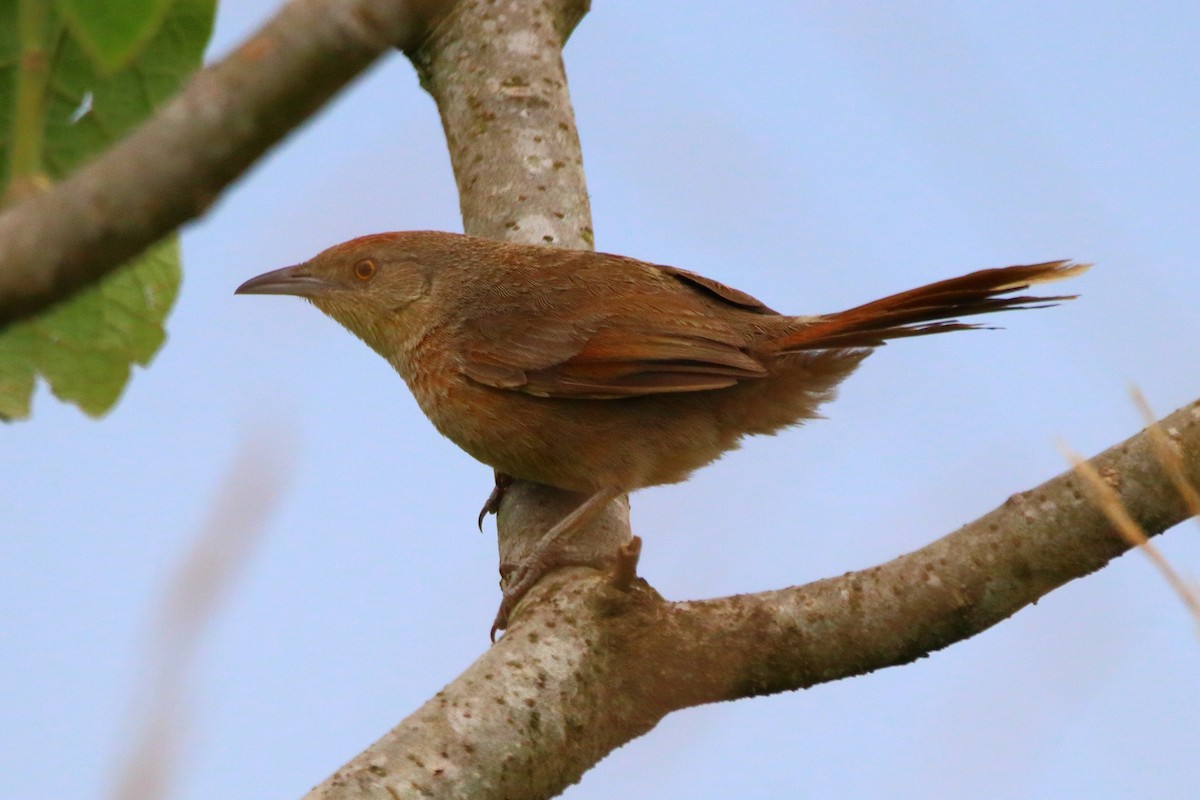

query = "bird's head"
[236,231,456,359]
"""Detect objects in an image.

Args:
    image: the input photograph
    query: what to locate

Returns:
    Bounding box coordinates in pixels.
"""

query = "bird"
[236,231,1087,632]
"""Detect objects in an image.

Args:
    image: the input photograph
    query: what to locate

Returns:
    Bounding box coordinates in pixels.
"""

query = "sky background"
[4,2,1199,799]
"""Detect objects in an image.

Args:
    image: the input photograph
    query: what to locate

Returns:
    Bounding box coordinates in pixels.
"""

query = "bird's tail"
[772,260,1089,352]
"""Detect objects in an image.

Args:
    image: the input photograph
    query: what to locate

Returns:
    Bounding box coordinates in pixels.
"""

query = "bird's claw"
[477,471,514,530]
[490,601,510,641]
[487,488,621,641]
[490,559,531,641]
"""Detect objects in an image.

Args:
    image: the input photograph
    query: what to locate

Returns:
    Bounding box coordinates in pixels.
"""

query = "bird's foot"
[477,471,514,530]
[489,487,621,640]
[490,553,592,640]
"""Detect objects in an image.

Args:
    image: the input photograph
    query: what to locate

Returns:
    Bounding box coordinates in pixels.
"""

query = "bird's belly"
[412,377,733,493]
[404,349,866,493]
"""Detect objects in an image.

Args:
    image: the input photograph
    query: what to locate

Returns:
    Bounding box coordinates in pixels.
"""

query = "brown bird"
[237,231,1086,631]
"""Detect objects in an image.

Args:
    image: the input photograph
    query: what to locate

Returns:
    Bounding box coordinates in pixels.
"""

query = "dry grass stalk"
[110,433,294,800]
[1059,421,1200,628]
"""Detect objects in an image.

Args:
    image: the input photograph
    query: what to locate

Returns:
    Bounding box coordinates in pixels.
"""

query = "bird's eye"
[353,259,377,281]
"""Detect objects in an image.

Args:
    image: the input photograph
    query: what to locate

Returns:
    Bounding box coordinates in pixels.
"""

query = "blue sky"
[4,3,1199,799]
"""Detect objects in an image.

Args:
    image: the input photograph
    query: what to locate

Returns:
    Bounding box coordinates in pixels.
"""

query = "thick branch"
[667,398,1200,696]
[409,0,593,246]
[0,0,452,327]
[303,400,1199,800]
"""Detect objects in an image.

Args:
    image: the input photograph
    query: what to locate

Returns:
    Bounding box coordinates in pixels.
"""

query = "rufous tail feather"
[775,260,1090,351]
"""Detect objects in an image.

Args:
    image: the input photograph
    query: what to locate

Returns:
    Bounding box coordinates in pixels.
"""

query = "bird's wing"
[457,263,774,399]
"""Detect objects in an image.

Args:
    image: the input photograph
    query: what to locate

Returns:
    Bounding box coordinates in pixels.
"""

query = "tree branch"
[0,0,454,328]
[303,399,1199,800]
[409,0,593,246]
[671,400,1200,696]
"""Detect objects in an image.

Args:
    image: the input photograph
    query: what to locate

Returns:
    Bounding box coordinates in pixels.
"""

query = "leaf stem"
[5,0,53,204]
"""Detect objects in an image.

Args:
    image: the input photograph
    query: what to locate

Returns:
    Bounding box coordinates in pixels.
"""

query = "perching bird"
[237,231,1086,632]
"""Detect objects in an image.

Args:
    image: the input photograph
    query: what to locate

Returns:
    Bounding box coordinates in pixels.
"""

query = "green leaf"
[0,324,37,419]
[58,0,174,74]
[41,0,218,181]
[0,239,181,418]
[0,0,214,420]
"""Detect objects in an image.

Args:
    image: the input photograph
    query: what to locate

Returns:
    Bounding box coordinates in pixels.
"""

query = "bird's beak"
[235,264,339,297]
